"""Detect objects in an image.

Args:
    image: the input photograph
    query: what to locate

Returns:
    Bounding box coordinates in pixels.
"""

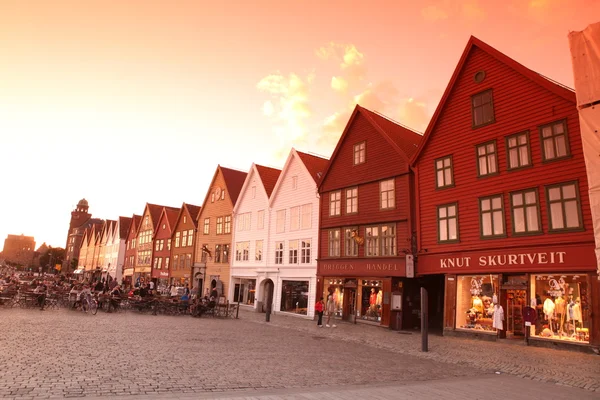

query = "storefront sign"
[418,244,596,275]
[318,258,407,277]
[406,255,415,278]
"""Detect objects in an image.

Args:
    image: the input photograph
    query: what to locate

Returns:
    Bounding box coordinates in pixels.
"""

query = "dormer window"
[472,89,494,128]
[353,142,366,165]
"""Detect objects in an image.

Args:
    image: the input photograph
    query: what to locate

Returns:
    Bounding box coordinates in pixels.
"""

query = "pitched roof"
[118,216,132,239]
[318,104,421,189]
[166,207,179,230]
[255,165,282,197]
[145,203,179,230]
[185,204,202,228]
[296,151,330,184]
[129,214,142,238]
[220,166,248,206]
[360,107,422,159]
[411,35,576,164]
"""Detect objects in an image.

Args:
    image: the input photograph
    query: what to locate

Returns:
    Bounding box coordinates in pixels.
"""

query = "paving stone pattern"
[241,309,600,393]
[0,308,477,399]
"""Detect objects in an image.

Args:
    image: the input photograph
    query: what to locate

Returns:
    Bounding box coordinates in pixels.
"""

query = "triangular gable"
[411,35,576,165]
[197,165,248,220]
[269,148,329,207]
[171,203,202,234]
[154,206,180,236]
[221,166,248,206]
[126,214,142,241]
[233,164,281,213]
[318,104,421,189]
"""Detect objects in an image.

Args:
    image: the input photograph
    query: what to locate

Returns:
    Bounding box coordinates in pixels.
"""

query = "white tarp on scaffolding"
[569,21,600,279]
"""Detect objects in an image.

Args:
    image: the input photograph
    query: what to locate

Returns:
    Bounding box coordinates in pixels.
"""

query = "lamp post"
[236,276,241,319]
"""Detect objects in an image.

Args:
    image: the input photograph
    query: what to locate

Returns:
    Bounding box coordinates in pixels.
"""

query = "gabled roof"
[172,203,202,232]
[318,104,422,189]
[296,150,330,184]
[127,214,142,240]
[411,35,576,164]
[268,148,330,206]
[142,203,179,232]
[118,216,132,240]
[234,164,281,213]
[220,166,248,206]
[255,165,282,197]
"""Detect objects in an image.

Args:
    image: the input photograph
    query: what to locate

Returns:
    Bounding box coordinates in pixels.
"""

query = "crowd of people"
[1,272,223,317]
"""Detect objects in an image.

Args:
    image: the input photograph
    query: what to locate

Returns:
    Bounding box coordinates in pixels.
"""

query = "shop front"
[418,243,600,350]
[134,266,151,286]
[151,269,170,293]
[317,258,410,328]
[232,277,256,307]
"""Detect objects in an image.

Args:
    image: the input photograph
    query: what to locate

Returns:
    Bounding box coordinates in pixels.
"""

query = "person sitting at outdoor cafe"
[139,284,148,298]
[33,281,47,311]
[108,285,122,313]
[94,280,104,292]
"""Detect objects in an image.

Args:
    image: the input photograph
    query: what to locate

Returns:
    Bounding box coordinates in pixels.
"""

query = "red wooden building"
[317,105,422,328]
[151,206,179,289]
[412,36,599,350]
[122,214,141,287]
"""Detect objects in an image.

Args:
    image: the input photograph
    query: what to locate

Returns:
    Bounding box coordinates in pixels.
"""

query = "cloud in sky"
[421,0,486,23]
[257,71,315,161]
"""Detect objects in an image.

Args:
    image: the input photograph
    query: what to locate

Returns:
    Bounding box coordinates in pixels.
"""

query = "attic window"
[354,141,366,165]
[474,71,486,83]
[183,216,187,224]
[221,190,225,200]
[162,224,166,229]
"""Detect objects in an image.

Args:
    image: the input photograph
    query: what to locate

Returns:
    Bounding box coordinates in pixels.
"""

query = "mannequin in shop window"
[541,296,556,337]
[472,295,484,314]
[369,288,377,308]
[554,295,566,334]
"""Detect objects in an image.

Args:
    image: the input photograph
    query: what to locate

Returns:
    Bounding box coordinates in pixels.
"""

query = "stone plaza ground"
[0,307,598,399]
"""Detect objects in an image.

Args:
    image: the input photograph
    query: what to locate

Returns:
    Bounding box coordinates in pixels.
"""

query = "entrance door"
[342,288,356,322]
[502,289,527,338]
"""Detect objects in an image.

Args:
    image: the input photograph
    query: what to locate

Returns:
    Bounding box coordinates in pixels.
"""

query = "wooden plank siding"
[415,46,594,256]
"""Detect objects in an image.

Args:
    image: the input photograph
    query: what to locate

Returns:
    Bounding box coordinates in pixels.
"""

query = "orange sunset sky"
[1,0,599,250]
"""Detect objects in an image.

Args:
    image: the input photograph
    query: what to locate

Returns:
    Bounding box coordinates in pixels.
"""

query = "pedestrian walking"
[326,292,336,328]
[315,297,324,327]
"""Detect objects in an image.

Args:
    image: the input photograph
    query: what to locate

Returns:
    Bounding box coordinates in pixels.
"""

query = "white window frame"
[346,187,358,214]
[380,179,395,210]
[300,239,311,264]
[301,204,312,229]
[329,191,341,216]
[276,210,286,233]
[288,240,298,264]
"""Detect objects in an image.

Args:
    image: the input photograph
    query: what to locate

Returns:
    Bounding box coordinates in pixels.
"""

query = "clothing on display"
[543,298,555,319]
[492,305,504,330]
[455,275,500,332]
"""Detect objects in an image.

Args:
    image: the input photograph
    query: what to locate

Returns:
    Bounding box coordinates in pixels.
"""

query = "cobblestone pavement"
[0,307,598,399]
[240,308,600,392]
[0,307,475,399]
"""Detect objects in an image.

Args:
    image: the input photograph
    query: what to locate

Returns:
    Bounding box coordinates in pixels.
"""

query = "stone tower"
[64,198,92,273]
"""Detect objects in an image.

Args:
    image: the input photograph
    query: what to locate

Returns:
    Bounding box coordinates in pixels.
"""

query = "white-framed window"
[175,232,181,248]
[203,218,209,235]
[480,195,505,238]
[380,179,395,209]
[251,186,256,199]
[344,227,358,257]
[237,213,251,231]
[354,141,366,165]
[346,187,358,214]
[546,181,583,231]
[365,226,379,257]
[276,210,286,233]
[275,242,284,264]
[289,240,298,264]
[301,204,312,229]
[300,239,311,264]
[328,229,340,257]
[329,191,341,216]
[224,216,231,234]
[221,190,225,200]
[211,193,215,203]
[187,229,194,246]
[290,206,300,231]
[235,242,250,262]
[257,210,265,230]
[182,230,188,246]
[216,217,223,235]
[183,216,187,224]
[255,240,263,261]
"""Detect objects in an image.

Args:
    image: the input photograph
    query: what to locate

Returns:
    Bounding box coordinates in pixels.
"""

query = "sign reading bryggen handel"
[318,258,407,277]
[418,244,596,275]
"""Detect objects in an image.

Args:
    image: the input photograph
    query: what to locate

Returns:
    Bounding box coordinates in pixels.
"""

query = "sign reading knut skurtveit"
[417,244,597,275]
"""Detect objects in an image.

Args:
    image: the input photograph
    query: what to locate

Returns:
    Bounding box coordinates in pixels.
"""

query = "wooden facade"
[412,36,599,350]
[317,105,421,328]
[123,214,141,285]
[169,203,201,286]
[151,207,179,284]
[194,165,247,297]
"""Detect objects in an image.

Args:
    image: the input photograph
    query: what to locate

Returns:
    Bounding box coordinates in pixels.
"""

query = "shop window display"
[233,279,256,305]
[530,275,589,343]
[456,275,499,332]
[360,280,383,322]
[324,279,344,319]
[280,280,309,315]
